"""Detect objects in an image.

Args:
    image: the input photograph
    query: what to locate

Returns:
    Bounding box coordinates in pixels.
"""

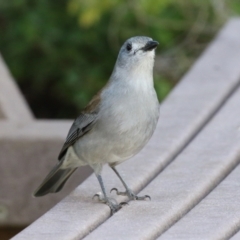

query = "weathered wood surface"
[0,54,33,121]
[160,161,240,240]
[11,18,240,239]
[0,57,92,225]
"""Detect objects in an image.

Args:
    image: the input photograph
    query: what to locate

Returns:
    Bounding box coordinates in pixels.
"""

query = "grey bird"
[34,36,159,213]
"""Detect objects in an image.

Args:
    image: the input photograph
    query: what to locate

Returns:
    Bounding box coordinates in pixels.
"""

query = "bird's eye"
[126,43,132,51]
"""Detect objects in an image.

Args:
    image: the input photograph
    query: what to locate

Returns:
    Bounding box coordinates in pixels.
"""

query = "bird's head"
[116,36,159,72]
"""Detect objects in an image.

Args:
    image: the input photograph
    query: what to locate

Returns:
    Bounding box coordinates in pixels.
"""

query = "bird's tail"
[33,161,77,197]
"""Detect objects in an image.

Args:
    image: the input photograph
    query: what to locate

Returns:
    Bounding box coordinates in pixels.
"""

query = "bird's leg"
[93,174,127,214]
[110,166,151,201]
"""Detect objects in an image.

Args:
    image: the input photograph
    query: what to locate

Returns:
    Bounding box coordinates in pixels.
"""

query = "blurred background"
[0,0,240,238]
[1,0,240,119]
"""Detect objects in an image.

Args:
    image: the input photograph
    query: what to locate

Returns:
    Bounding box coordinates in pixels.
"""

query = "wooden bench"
[0,54,92,225]
[11,18,240,239]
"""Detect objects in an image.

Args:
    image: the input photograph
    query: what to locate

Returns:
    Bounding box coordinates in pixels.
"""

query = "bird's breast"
[97,87,159,161]
[73,83,159,167]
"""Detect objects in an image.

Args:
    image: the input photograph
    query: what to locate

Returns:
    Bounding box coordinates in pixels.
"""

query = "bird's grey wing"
[58,112,98,160]
[58,83,102,160]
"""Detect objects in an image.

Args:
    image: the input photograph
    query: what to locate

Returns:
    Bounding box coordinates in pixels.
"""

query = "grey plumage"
[58,112,98,160]
[34,36,159,214]
[34,113,98,196]
[33,160,77,196]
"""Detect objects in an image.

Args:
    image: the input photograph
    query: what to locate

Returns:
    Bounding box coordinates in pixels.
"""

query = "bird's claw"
[92,192,127,215]
[119,201,128,206]
[92,192,105,202]
[136,195,151,201]
[110,188,126,196]
[110,188,151,201]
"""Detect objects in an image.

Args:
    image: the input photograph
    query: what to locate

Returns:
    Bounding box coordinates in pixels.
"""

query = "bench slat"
[159,164,240,239]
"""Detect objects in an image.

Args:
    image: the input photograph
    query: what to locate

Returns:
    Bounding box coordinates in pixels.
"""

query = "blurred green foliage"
[0,0,239,118]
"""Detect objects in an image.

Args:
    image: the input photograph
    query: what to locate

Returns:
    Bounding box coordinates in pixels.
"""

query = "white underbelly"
[73,87,159,167]
[74,108,158,166]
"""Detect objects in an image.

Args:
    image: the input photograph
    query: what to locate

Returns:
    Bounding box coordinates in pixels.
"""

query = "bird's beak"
[142,40,159,51]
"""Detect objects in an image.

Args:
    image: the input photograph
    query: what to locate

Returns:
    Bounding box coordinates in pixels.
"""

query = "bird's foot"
[93,193,128,214]
[110,188,151,201]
